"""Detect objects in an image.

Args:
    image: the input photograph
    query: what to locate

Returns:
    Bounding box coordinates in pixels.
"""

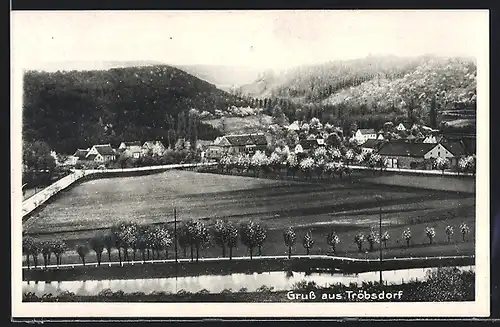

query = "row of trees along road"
[22,220,471,268]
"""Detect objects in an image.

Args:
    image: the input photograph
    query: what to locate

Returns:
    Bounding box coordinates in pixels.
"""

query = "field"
[23,170,475,267]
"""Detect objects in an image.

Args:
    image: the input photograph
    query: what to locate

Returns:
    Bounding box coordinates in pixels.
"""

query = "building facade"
[354,129,377,144]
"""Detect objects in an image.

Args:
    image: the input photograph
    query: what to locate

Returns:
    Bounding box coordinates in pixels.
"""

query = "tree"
[354,233,365,252]
[302,231,314,255]
[89,232,106,266]
[41,241,53,269]
[366,229,379,252]
[250,151,268,177]
[326,231,341,254]
[283,227,297,259]
[254,222,268,256]
[445,226,454,243]
[151,225,173,259]
[286,152,299,179]
[29,240,42,268]
[185,219,210,262]
[239,220,262,260]
[110,224,123,265]
[76,244,90,266]
[135,225,150,262]
[52,240,66,267]
[178,224,190,258]
[460,223,471,242]
[212,219,228,257]
[226,221,238,260]
[23,140,56,173]
[22,236,35,269]
[299,157,314,179]
[103,231,115,263]
[466,155,476,175]
[117,222,138,262]
[434,157,449,175]
[425,227,436,245]
[380,231,390,249]
[429,95,437,129]
[312,147,327,179]
[402,228,412,248]
[272,105,289,126]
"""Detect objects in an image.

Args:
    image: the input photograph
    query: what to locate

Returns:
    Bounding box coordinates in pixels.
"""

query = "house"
[294,144,304,154]
[119,141,142,150]
[361,139,385,155]
[117,141,143,159]
[423,135,437,143]
[298,138,326,153]
[206,133,268,159]
[354,129,377,144]
[141,140,166,157]
[286,121,300,131]
[377,133,385,140]
[69,148,90,165]
[442,141,470,168]
[396,123,407,132]
[86,144,117,163]
[378,142,454,169]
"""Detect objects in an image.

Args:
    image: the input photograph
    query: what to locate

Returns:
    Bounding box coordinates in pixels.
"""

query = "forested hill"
[238,55,477,132]
[22,65,249,153]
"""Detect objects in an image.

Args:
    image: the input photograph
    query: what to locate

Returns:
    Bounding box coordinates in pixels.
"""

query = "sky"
[11,10,488,71]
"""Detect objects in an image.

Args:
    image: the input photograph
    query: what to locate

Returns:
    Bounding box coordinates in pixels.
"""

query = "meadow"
[23,170,475,266]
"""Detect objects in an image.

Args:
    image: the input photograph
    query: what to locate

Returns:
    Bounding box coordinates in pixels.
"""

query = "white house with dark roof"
[396,123,407,131]
[423,135,437,144]
[86,144,116,162]
[354,128,377,144]
[141,140,166,157]
[69,148,90,165]
[378,141,454,169]
[206,133,268,159]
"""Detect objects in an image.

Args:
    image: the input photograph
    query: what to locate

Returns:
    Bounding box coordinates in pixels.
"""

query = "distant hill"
[176,65,262,91]
[23,60,167,73]
[23,65,249,153]
[239,55,477,131]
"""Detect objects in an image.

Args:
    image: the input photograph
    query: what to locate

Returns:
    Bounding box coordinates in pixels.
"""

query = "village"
[54,118,475,175]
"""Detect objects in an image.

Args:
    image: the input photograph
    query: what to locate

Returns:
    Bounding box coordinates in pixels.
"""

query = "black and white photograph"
[11,9,489,317]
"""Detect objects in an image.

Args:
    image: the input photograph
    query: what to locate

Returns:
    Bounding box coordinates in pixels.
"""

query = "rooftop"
[358,128,376,135]
[361,139,385,149]
[92,144,115,155]
[378,142,437,157]
[224,133,268,146]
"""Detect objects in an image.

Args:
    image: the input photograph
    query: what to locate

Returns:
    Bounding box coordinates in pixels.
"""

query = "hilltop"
[238,55,477,131]
[22,65,249,153]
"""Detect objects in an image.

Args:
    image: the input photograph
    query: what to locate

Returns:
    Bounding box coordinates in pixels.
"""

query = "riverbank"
[23,254,474,282]
[23,266,475,302]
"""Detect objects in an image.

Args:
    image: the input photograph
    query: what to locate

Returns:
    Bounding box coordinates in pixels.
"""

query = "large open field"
[23,170,475,266]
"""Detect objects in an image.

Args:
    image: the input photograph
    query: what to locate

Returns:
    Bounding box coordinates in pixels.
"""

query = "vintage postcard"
[11,9,490,318]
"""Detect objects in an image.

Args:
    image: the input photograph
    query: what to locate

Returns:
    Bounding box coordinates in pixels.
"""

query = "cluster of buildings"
[205,133,268,159]
[204,125,474,171]
[68,140,167,166]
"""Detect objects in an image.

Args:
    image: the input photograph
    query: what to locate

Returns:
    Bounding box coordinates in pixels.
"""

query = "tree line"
[22,220,472,269]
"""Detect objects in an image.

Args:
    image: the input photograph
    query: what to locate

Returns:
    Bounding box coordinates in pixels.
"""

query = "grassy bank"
[23,266,475,302]
[23,254,474,282]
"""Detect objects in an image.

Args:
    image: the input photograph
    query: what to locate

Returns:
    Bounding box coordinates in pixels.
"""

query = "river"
[22,265,475,296]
